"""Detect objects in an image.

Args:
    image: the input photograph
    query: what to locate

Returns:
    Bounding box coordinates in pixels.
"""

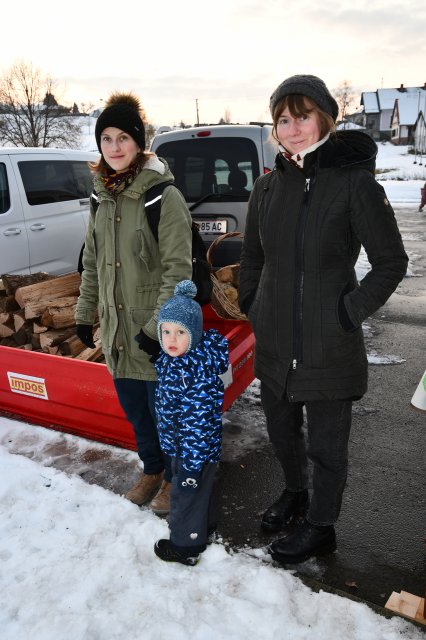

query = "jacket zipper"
[292,175,314,370]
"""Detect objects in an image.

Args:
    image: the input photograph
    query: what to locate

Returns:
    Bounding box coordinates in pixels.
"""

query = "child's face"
[161,322,190,357]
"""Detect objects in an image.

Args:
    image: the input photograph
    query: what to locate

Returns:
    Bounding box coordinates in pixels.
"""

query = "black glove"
[134,329,161,358]
[176,467,202,492]
[76,324,96,349]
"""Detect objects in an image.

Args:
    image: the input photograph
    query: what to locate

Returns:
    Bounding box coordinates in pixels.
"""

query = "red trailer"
[0,305,254,450]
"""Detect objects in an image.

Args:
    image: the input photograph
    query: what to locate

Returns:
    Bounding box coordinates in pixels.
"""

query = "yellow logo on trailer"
[7,372,48,400]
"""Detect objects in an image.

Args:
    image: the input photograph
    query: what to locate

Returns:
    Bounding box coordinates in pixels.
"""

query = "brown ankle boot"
[150,480,172,515]
[125,471,164,506]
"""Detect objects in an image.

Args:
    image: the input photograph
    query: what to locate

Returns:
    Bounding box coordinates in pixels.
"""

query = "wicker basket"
[206,232,247,321]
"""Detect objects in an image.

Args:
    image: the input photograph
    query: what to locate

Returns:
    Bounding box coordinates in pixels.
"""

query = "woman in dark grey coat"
[238,75,408,564]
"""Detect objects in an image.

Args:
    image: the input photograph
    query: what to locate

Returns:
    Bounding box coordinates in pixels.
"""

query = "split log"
[33,321,48,334]
[1,272,53,296]
[15,272,81,312]
[17,344,33,351]
[75,342,103,362]
[0,295,20,313]
[0,319,15,338]
[0,312,11,325]
[46,346,59,355]
[13,310,27,332]
[41,298,78,329]
[59,334,87,357]
[14,326,33,347]
[0,336,17,347]
[31,334,41,350]
[39,327,75,350]
[25,295,79,321]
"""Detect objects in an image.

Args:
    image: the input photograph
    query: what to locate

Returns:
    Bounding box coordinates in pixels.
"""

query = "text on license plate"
[193,219,228,234]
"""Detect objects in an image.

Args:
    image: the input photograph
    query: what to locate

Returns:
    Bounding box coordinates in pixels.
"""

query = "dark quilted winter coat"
[238,131,408,401]
[154,329,229,473]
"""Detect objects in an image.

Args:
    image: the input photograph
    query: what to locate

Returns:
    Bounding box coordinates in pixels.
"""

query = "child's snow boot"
[154,539,200,566]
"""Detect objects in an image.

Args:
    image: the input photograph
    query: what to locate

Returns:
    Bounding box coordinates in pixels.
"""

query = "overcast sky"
[2,0,425,126]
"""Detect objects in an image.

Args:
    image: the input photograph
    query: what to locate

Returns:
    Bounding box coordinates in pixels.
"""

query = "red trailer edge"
[0,305,254,451]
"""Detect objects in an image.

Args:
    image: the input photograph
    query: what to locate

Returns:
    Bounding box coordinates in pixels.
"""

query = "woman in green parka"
[238,75,408,564]
[75,93,192,515]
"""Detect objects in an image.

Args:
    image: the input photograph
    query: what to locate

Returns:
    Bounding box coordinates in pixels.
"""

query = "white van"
[151,124,278,266]
[0,147,98,276]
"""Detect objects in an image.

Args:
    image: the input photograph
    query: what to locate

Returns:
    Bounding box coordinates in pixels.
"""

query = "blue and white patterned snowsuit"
[154,328,229,552]
[154,329,229,473]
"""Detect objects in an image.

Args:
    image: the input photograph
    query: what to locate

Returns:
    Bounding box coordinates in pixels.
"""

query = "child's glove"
[176,467,202,492]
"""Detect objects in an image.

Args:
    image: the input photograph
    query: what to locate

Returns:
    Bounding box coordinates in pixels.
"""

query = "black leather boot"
[268,519,337,564]
[261,489,309,533]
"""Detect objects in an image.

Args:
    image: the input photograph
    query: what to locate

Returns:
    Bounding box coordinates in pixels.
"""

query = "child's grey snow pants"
[169,458,218,554]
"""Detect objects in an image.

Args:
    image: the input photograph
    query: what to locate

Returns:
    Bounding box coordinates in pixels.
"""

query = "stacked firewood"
[0,272,103,362]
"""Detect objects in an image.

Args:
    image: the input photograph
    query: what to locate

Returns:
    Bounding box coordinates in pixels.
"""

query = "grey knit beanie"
[269,74,339,122]
[158,280,203,353]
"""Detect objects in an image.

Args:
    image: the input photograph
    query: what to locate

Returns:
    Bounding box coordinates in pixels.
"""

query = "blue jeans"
[261,383,352,526]
[114,378,172,482]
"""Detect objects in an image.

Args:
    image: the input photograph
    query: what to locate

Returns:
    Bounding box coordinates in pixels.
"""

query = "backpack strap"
[90,190,99,214]
[91,181,175,238]
[144,180,175,242]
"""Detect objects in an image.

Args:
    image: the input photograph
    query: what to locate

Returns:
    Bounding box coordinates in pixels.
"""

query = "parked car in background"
[0,147,98,276]
[150,124,278,266]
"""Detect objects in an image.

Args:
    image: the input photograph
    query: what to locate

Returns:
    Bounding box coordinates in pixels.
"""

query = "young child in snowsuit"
[153,280,229,566]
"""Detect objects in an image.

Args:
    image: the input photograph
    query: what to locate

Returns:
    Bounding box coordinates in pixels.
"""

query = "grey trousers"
[261,382,352,526]
[169,458,218,553]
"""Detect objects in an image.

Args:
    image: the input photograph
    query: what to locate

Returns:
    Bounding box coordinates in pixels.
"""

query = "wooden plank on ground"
[385,590,426,625]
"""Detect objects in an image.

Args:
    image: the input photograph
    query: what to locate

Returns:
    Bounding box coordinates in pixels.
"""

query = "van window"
[0,163,11,214]
[18,160,92,206]
[155,137,259,202]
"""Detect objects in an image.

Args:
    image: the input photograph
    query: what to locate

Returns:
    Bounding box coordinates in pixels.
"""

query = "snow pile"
[0,418,422,640]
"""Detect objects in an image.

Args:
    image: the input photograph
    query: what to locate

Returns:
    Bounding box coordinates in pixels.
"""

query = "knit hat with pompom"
[95,92,146,152]
[158,280,203,353]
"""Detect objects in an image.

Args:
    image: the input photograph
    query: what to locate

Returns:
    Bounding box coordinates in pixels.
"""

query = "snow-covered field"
[0,125,425,640]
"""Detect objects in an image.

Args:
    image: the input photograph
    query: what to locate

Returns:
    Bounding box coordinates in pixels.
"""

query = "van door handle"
[30,223,46,231]
[80,198,89,205]
[3,228,22,236]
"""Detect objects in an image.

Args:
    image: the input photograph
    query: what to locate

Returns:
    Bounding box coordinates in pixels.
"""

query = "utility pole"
[195,98,200,126]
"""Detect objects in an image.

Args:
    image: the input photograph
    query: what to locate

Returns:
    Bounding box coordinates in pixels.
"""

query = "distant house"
[390,94,426,144]
[360,84,426,141]
[413,111,426,154]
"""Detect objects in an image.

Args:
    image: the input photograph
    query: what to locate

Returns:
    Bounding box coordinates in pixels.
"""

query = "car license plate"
[193,219,227,234]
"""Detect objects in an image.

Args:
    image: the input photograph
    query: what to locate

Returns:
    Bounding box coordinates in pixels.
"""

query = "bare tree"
[332,80,357,126]
[0,61,81,148]
[145,122,156,149]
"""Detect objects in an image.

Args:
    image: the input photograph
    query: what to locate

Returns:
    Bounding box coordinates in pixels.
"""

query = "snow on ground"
[0,418,422,640]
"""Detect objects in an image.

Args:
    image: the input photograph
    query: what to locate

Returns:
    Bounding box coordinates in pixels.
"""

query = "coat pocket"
[336,282,358,333]
[136,228,154,271]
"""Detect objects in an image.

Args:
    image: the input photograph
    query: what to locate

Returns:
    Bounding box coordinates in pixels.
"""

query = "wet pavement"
[1,204,425,623]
